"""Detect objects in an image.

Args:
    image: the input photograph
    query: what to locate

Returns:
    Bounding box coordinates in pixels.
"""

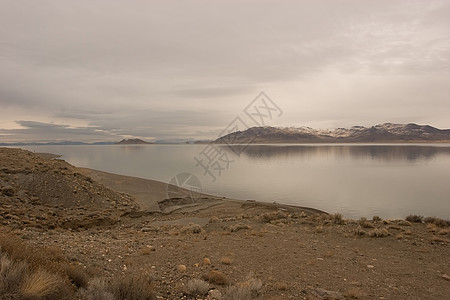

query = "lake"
[19,144,450,219]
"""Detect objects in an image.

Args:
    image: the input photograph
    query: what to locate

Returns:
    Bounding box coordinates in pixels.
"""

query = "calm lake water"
[19,144,450,219]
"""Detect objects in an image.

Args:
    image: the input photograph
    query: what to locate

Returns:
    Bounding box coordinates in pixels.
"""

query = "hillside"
[215,123,450,144]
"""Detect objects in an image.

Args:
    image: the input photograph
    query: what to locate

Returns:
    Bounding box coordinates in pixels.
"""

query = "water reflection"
[221,145,450,162]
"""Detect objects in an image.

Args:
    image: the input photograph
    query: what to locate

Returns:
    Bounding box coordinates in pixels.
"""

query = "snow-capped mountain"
[215,123,450,144]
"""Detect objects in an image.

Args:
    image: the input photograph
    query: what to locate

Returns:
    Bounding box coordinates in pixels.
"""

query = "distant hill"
[215,123,450,144]
[115,138,153,145]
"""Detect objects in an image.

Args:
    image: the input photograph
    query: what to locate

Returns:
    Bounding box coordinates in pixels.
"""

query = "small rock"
[442,274,450,281]
[367,265,374,269]
[203,257,211,265]
[177,264,187,272]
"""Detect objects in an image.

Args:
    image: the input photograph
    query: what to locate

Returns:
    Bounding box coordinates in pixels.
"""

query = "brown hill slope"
[0,147,138,229]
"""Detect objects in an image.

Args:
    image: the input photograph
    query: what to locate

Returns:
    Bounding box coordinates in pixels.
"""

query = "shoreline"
[78,167,329,216]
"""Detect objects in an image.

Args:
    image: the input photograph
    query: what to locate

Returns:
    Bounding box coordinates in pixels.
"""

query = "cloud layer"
[1,0,449,142]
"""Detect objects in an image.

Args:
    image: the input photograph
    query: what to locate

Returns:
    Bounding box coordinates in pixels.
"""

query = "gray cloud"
[0,0,449,142]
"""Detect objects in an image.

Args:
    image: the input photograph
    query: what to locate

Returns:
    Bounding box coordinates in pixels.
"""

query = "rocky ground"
[1,147,449,299]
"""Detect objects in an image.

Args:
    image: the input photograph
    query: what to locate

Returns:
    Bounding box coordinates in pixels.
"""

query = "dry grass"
[185,279,210,297]
[372,216,382,222]
[0,232,74,299]
[224,277,263,300]
[204,270,229,285]
[220,256,234,265]
[0,249,67,300]
[405,215,423,223]
[423,217,450,228]
[79,278,114,300]
[223,223,251,232]
[368,228,390,238]
[358,217,374,229]
[396,220,412,226]
[110,275,156,300]
[64,264,88,288]
[20,269,62,299]
[331,213,345,225]
[258,211,289,223]
[180,223,204,234]
[354,226,366,236]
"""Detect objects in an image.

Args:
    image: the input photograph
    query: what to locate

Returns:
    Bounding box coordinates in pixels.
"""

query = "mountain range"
[215,123,450,144]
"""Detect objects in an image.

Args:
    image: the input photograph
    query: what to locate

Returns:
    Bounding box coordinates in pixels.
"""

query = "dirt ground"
[1,147,449,299]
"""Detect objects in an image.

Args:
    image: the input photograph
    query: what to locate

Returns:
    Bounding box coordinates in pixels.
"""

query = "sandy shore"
[78,167,328,216]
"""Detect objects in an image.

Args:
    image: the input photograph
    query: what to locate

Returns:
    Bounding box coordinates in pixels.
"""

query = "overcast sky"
[0,0,449,142]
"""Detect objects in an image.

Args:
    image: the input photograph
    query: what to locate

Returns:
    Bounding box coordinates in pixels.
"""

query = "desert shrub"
[396,220,412,226]
[0,250,67,300]
[180,224,204,234]
[79,278,114,300]
[331,213,345,225]
[423,217,450,228]
[358,217,374,228]
[368,228,390,238]
[354,226,366,236]
[20,269,62,299]
[258,211,288,223]
[223,223,251,232]
[224,277,263,300]
[204,270,229,286]
[0,232,76,298]
[220,257,234,265]
[110,275,155,300]
[0,251,29,297]
[64,264,88,288]
[185,279,210,297]
[405,215,423,223]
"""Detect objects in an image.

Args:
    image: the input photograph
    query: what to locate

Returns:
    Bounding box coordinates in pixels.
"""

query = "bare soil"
[1,147,449,299]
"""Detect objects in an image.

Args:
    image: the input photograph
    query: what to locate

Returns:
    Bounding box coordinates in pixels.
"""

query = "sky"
[0,0,449,142]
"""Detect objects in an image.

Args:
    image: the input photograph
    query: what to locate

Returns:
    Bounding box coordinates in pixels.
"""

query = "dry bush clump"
[395,220,412,226]
[180,223,204,234]
[223,223,251,232]
[354,226,366,236]
[224,277,263,300]
[257,211,289,223]
[423,217,450,228]
[405,215,423,223]
[368,228,390,238]
[204,270,229,286]
[372,216,382,222]
[64,264,89,288]
[331,213,345,225]
[358,217,374,228]
[220,256,234,265]
[20,269,62,299]
[0,232,75,299]
[79,278,114,300]
[110,275,156,300]
[185,279,210,297]
[0,249,68,300]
